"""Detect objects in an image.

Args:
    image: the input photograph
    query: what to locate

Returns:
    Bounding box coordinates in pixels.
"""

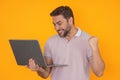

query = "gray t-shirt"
[44,28,92,80]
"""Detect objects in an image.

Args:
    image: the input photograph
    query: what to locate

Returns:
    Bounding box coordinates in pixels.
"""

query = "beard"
[57,25,71,37]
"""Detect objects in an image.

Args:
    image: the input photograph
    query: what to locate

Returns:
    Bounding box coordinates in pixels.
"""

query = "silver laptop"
[9,40,67,67]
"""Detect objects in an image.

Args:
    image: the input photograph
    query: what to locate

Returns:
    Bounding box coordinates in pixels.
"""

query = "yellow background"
[0,0,120,80]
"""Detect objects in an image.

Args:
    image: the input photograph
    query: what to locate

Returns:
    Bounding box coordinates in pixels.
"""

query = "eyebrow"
[53,21,62,25]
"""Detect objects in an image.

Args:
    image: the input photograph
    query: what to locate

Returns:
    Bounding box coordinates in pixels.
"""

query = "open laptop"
[9,40,67,67]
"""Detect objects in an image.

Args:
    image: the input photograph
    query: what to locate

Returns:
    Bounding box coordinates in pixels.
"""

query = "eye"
[57,22,62,26]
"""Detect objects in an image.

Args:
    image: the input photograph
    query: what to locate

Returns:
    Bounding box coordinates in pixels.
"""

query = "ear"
[68,17,73,25]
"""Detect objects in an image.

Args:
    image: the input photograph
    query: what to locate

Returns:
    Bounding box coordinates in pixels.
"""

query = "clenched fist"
[88,36,99,50]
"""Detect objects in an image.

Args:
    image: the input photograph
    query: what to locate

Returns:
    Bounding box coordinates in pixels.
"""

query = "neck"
[65,26,78,41]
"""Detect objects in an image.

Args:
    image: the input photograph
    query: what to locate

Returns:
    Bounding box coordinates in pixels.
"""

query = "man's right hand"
[26,57,52,79]
[26,58,45,72]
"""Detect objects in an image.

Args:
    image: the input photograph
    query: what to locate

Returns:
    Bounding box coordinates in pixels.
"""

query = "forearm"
[90,48,105,77]
[37,67,50,79]
[27,58,52,78]
[88,37,105,77]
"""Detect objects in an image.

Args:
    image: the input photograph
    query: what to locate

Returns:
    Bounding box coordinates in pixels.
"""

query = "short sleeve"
[87,37,93,61]
[87,44,93,61]
[44,41,52,58]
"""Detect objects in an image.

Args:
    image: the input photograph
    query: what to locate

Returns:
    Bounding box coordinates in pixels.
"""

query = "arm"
[27,57,52,79]
[88,36,105,77]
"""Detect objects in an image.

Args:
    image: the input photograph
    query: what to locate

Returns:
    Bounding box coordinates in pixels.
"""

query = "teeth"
[59,30,62,33]
[58,30,62,33]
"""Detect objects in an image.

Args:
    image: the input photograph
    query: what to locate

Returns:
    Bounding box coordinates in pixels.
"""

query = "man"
[27,6,105,80]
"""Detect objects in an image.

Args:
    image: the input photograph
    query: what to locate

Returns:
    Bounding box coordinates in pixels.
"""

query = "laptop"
[9,40,67,67]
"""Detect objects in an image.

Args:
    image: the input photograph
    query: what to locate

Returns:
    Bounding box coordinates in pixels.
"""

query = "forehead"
[52,15,67,23]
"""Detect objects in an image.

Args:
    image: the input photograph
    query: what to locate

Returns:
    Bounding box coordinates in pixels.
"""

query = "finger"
[25,65,29,68]
[25,65,31,69]
[29,59,35,65]
[29,58,34,62]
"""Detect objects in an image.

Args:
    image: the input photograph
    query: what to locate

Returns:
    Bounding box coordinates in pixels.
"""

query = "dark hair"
[50,6,74,24]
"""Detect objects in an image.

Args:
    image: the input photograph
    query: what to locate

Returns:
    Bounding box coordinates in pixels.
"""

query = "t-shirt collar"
[75,28,82,37]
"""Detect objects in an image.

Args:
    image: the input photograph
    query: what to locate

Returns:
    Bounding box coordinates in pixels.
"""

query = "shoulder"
[80,30,92,40]
[45,34,59,46]
[47,35,59,42]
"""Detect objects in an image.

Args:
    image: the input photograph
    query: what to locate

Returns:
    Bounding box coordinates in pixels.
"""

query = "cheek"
[61,24,68,30]
[55,26,64,31]
[55,23,68,31]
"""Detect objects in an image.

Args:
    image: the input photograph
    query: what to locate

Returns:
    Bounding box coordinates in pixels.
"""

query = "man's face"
[52,15,71,37]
